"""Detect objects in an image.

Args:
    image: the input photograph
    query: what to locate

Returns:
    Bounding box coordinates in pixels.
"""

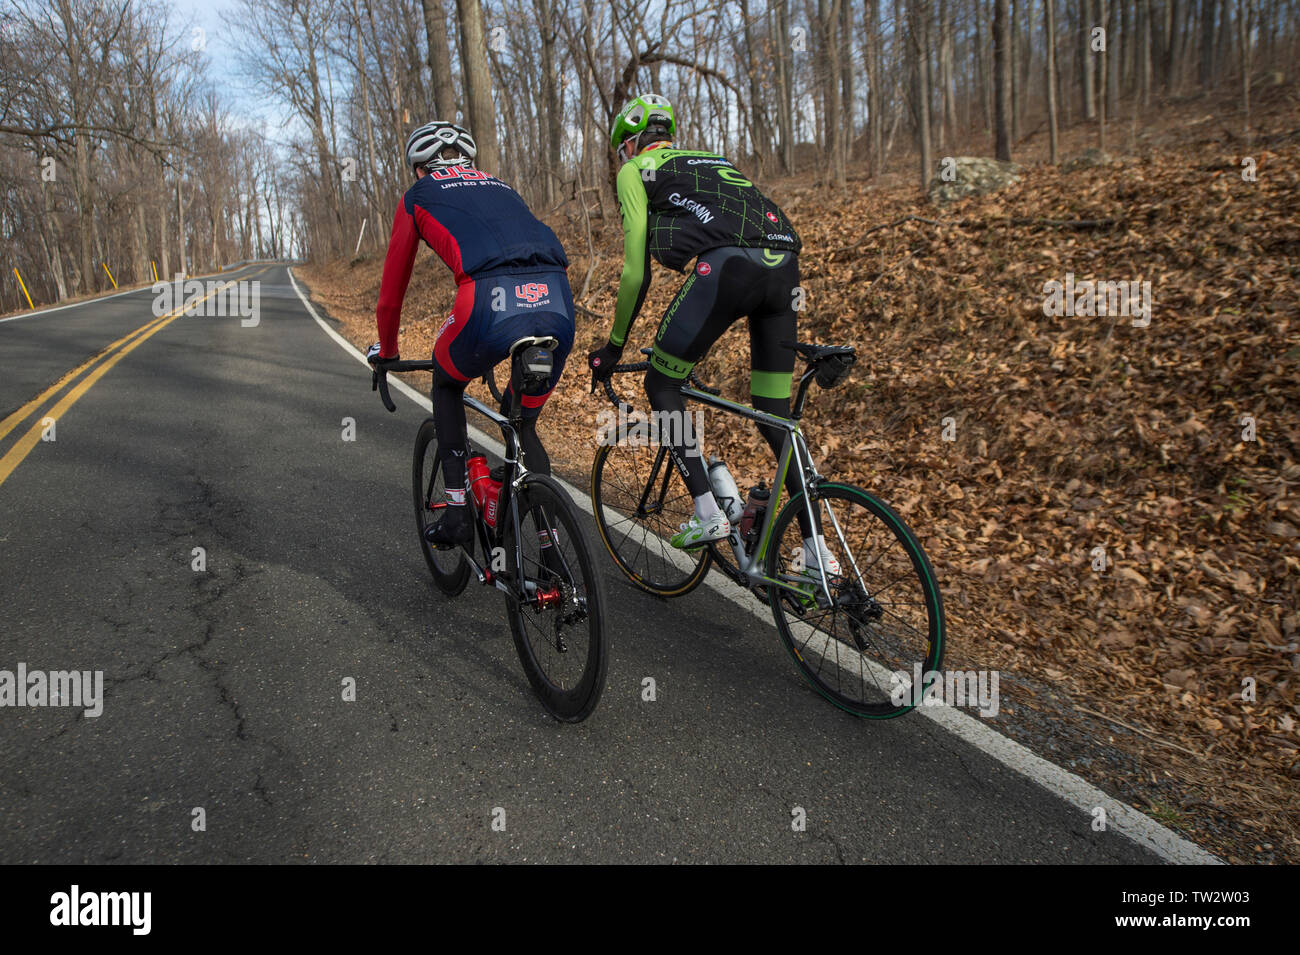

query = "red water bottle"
[467,455,503,527]
[484,466,504,528]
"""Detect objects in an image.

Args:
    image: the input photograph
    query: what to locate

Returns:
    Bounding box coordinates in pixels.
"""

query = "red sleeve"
[375,200,420,358]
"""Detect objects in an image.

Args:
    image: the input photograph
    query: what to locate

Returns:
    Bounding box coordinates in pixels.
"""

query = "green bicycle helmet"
[610,93,675,150]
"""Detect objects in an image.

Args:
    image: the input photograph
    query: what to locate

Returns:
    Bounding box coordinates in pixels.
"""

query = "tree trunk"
[176,173,186,276]
[819,0,845,188]
[1099,0,1109,149]
[1082,0,1097,118]
[939,0,955,148]
[354,0,381,238]
[1010,0,1020,140]
[1166,0,1182,91]
[840,0,855,158]
[533,0,561,203]
[909,0,934,189]
[774,0,795,173]
[994,0,1012,159]
[864,0,884,175]
[1236,0,1254,135]
[976,0,991,133]
[1045,0,1060,163]
[40,175,69,300]
[1140,0,1153,105]
[1199,0,1216,89]
[158,184,170,280]
[420,0,458,118]
[1107,0,1121,115]
[740,0,767,173]
[455,0,499,174]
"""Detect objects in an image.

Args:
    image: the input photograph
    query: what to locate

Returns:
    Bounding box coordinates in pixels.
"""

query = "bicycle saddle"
[778,340,856,361]
[509,336,558,394]
[779,341,856,389]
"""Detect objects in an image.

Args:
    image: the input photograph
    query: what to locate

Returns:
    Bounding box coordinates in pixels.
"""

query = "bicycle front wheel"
[502,474,608,722]
[590,438,710,597]
[413,418,470,596]
[764,482,944,719]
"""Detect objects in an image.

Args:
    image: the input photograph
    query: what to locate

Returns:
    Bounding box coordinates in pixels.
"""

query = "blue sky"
[173,0,280,126]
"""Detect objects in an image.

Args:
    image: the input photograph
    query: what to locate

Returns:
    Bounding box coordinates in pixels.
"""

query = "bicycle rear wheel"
[590,437,710,597]
[413,418,470,596]
[764,482,944,719]
[502,474,608,722]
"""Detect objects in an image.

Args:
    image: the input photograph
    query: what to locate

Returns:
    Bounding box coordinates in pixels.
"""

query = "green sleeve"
[610,160,651,348]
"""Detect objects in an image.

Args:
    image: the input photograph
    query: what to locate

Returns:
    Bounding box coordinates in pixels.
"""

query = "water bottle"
[467,455,503,527]
[485,465,505,528]
[739,483,770,550]
[706,457,744,523]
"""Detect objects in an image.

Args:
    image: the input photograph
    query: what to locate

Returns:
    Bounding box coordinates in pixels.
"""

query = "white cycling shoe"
[671,512,731,550]
[799,537,842,609]
[801,536,842,578]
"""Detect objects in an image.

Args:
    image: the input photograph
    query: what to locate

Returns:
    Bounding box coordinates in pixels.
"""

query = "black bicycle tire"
[764,482,945,719]
[412,418,471,596]
[502,473,609,722]
[589,440,711,597]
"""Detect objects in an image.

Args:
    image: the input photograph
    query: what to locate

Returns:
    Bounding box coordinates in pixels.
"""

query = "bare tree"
[421,0,458,118]
[1045,0,1060,163]
[994,0,1012,160]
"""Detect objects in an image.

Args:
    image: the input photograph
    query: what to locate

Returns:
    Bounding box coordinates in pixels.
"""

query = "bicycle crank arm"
[462,551,514,595]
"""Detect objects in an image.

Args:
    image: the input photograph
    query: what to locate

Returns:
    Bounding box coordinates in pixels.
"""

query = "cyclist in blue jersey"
[368,121,575,549]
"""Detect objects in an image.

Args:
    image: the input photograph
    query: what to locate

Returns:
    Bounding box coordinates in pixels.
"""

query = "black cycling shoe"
[424,507,474,549]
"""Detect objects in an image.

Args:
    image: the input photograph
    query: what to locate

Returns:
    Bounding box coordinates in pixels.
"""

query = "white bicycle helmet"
[405,121,477,172]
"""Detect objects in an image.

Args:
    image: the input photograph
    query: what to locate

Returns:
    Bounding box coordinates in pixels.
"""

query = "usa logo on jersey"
[515,282,550,303]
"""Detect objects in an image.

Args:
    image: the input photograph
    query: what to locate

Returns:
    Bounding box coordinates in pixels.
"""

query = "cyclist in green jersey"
[588,94,837,574]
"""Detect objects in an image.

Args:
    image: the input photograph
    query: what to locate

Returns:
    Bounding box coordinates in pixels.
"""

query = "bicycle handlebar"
[592,361,721,409]
[371,358,434,413]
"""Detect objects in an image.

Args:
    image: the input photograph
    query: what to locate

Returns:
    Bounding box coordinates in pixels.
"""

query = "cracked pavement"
[0,264,1168,863]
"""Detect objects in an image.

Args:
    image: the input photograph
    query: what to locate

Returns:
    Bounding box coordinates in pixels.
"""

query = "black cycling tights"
[433,369,549,492]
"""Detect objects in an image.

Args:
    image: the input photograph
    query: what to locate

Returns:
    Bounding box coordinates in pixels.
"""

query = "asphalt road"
[0,263,1169,863]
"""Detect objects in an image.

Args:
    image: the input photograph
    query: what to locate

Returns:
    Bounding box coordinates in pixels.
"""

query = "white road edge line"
[0,264,262,324]
[287,266,1222,866]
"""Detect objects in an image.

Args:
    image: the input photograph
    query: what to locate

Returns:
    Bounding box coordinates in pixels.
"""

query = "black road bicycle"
[373,336,608,722]
[589,342,944,719]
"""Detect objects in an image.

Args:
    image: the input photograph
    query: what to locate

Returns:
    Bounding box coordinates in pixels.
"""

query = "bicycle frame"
[638,378,839,607]
[378,358,568,603]
[453,392,526,594]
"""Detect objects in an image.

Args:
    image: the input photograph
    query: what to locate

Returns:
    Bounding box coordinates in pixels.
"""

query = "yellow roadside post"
[12,267,34,309]
[151,260,158,283]
[102,262,118,290]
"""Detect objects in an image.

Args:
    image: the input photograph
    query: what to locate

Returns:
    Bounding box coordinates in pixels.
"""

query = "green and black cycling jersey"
[611,146,800,347]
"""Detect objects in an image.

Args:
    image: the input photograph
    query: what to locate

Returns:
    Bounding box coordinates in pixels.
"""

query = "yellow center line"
[0,312,174,444]
[0,284,235,489]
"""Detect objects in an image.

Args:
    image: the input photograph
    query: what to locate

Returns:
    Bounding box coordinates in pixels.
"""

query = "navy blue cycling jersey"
[375,166,568,356]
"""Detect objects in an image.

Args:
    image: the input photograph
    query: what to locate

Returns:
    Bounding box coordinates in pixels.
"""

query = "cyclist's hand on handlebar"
[366,341,399,367]
[587,341,624,389]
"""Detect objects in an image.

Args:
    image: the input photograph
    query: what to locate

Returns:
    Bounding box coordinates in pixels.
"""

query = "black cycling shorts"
[649,247,798,399]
